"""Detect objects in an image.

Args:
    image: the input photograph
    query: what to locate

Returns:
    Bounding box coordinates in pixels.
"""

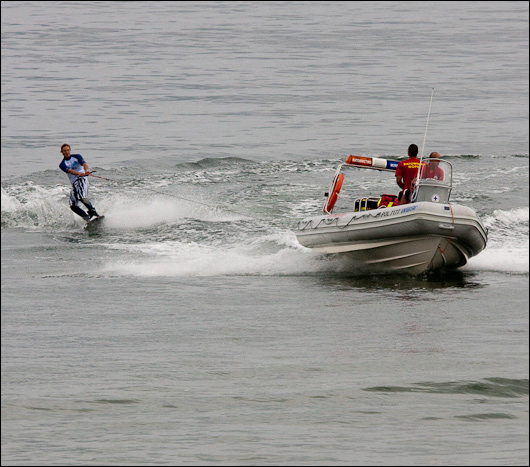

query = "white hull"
[295,202,487,275]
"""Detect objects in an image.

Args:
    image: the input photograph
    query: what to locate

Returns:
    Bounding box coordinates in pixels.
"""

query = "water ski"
[84,215,105,229]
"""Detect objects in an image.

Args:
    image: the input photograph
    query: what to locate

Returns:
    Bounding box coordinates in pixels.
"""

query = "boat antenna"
[418,87,435,174]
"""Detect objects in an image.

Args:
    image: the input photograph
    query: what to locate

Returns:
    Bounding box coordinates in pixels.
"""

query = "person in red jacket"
[395,144,421,205]
[420,151,444,180]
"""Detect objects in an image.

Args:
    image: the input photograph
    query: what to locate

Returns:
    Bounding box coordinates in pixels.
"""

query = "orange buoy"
[324,173,344,213]
[345,155,373,167]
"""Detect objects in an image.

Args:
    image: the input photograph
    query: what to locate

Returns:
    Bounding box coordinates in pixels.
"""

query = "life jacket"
[377,194,399,208]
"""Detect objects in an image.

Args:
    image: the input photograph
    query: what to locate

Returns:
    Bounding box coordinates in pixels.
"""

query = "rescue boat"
[294,155,488,275]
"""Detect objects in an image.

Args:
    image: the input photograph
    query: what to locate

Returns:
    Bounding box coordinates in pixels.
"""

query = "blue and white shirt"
[59,154,87,185]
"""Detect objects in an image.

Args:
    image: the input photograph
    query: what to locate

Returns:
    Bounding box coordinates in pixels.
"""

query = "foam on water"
[101,231,330,277]
[465,246,529,274]
[101,205,529,278]
[1,184,72,228]
[465,207,529,274]
[99,195,243,230]
[1,183,242,230]
[2,169,528,277]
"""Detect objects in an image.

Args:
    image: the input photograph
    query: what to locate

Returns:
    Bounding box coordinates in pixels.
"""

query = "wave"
[2,167,528,276]
[100,231,332,277]
[174,156,255,170]
[1,184,72,229]
[1,183,244,230]
[364,377,529,398]
[102,205,528,278]
[482,206,529,228]
[465,207,529,274]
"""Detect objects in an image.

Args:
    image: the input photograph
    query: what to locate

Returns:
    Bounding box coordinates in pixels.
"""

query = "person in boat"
[395,143,421,205]
[419,151,444,180]
[59,143,100,222]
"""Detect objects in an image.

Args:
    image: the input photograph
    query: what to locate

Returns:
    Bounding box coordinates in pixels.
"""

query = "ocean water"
[1,2,529,466]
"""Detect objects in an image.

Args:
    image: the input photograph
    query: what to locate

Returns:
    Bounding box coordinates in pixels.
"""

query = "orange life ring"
[324,173,344,213]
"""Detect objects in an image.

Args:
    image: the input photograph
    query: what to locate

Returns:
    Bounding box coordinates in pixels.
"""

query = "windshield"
[417,158,452,187]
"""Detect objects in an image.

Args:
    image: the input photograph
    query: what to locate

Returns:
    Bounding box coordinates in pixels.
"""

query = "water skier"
[59,143,100,222]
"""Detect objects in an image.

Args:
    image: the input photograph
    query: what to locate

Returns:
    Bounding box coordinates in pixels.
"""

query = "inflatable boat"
[294,155,488,275]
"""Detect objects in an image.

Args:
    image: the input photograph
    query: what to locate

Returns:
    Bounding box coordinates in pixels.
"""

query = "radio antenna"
[418,88,434,167]
[418,88,434,177]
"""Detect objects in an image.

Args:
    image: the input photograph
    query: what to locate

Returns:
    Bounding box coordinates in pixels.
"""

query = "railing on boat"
[323,156,454,214]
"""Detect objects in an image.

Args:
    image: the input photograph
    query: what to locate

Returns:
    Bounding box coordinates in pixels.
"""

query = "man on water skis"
[59,143,100,222]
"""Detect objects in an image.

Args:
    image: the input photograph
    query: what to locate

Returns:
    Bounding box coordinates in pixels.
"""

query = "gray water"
[2,2,529,465]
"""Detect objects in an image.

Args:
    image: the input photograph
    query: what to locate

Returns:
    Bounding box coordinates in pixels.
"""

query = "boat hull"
[294,202,487,275]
